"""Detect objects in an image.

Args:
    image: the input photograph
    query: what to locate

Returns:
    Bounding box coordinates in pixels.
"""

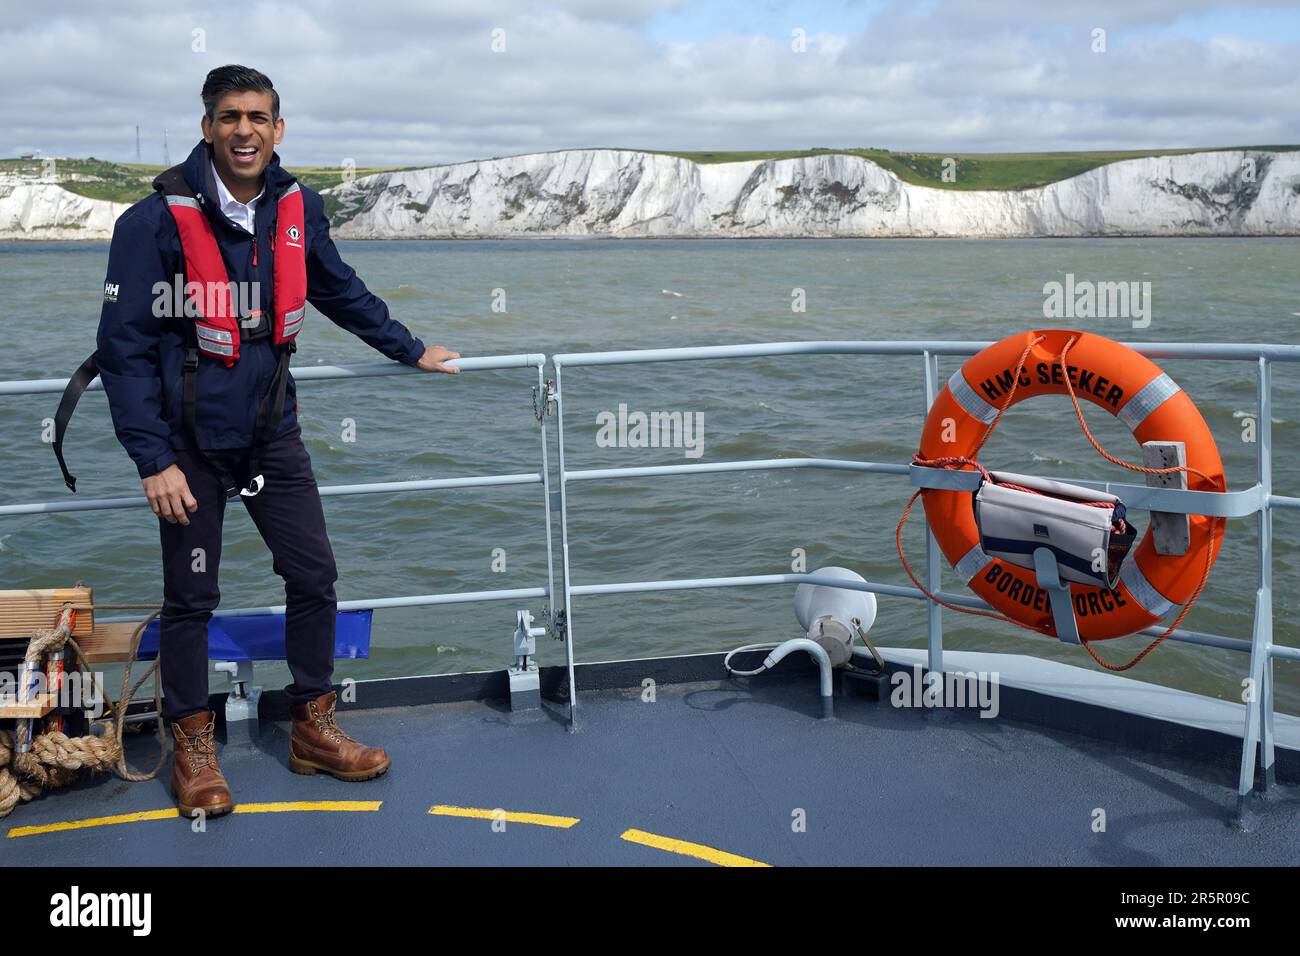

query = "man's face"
[201,89,284,190]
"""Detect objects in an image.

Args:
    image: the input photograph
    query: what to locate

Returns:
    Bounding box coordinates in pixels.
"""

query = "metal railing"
[550,340,1299,814]
[0,353,558,621]
[3,338,1297,815]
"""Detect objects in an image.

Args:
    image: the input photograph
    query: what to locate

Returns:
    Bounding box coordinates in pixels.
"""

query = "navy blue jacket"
[96,140,426,478]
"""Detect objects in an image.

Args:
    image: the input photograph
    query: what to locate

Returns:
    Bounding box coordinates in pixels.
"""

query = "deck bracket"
[216,660,262,745]
[509,610,545,711]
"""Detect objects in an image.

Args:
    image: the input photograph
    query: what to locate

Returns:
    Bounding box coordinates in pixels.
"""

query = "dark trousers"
[158,429,338,721]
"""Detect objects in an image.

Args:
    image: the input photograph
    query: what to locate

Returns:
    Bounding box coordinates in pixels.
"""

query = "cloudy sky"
[2,0,1297,167]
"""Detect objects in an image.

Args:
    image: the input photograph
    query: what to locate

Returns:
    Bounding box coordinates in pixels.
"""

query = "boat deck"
[4,650,1300,866]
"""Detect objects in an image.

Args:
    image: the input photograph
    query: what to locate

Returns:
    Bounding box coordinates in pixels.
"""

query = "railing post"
[922,351,945,693]
[1237,357,1275,822]
[1258,357,1276,791]
[535,363,558,635]
[552,363,580,731]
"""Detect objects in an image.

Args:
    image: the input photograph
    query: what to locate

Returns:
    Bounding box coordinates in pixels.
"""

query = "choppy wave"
[1232,409,1286,424]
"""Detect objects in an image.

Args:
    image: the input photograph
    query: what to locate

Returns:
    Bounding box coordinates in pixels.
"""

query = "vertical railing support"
[535,363,558,633]
[1237,357,1275,823]
[922,351,945,696]
[552,363,580,731]
[1258,357,1276,792]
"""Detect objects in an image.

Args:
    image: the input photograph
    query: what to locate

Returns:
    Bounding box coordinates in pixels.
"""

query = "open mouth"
[230,144,259,167]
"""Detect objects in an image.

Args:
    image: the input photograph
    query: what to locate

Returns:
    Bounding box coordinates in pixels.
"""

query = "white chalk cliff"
[0,173,131,239]
[3,149,1297,240]
[327,149,1299,238]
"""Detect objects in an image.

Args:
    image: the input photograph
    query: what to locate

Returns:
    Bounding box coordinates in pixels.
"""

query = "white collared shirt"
[210,159,264,234]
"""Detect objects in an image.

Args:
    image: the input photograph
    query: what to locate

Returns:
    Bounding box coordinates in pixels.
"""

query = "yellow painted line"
[429,804,580,829]
[8,808,179,838]
[234,801,382,814]
[8,800,381,838]
[620,828,772,867]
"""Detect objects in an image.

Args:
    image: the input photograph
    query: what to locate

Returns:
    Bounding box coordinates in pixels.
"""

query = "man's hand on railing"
[415,345,462,374]
[142,464,199,526]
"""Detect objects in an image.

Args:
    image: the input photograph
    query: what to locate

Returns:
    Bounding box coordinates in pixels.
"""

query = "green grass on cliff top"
[647,146,1300,191]
[4,146,1297,203]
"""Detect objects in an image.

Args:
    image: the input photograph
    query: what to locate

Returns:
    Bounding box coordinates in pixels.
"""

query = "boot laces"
[312,702,357,744]
[177,720,217,774]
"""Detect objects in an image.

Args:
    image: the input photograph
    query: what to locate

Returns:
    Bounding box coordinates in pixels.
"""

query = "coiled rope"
[0,602,164,819]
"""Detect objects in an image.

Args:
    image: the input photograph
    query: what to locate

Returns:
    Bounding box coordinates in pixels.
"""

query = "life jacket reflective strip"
[156,172,308,365]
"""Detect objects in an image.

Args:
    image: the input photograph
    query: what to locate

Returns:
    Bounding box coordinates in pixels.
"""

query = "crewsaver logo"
[285,224,302,246]
[103,282,119,302]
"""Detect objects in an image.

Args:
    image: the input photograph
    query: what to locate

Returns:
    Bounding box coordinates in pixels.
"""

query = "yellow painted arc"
[8,800,382,838]
[428,804,580,828]
[620,827,771,867]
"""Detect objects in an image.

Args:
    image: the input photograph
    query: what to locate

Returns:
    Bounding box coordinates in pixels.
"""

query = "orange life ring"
[917,329,1226,641]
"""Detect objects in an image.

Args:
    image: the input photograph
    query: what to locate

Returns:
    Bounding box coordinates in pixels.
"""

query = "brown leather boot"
[170,711,233,818]
[289,691,391,781]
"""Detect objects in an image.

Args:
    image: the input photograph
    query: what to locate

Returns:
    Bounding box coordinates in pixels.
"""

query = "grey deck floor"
[4,677,1299,866]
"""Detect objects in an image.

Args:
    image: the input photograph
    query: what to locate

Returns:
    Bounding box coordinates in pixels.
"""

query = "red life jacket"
[155,166,307,366]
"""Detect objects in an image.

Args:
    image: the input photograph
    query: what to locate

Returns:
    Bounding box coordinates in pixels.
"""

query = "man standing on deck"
[92,65,460,818]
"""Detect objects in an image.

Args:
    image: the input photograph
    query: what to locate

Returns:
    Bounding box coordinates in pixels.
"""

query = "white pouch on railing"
[973,471,1137,589]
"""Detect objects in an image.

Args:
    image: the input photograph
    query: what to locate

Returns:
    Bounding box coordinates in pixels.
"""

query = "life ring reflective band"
[917,329,1226,641]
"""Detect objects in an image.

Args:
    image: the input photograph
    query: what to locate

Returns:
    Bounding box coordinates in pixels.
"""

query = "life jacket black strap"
[243,341,296,495]
[254,341,296,446]
[53,352,101,492]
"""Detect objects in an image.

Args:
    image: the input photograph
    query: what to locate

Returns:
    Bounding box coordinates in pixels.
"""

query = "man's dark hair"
[201,64,279,121]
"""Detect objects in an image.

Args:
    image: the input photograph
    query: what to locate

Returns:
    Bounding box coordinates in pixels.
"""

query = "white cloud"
[0,0,1295,166]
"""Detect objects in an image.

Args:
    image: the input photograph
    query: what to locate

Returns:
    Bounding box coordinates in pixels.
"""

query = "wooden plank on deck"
[0,588,93,638]
[77,621,148,665]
